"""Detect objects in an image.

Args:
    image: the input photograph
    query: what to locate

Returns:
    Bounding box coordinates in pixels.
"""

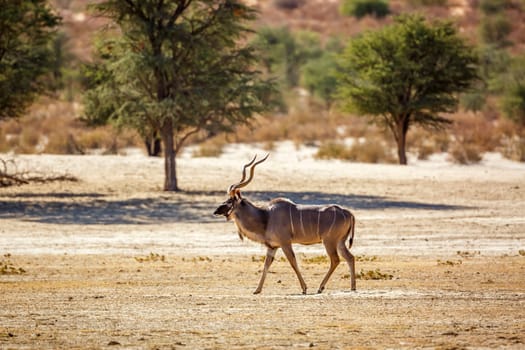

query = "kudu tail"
[348,213,355,249]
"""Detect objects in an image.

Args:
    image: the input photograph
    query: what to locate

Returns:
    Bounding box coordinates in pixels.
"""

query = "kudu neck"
[233,198,269,238]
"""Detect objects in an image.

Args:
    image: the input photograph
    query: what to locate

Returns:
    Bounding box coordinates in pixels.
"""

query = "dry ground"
[1,145,524,349]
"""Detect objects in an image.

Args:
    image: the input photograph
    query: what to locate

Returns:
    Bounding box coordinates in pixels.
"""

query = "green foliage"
[500,55,525,125]
[252,27,322,89]
[85,1,275,190]
[336,14,478,164]
[479,14,512,47]
[0,0,61,120]
[301,52,339,107]
[407,0,447,5]
[273,0,303,9]
[479,0,509,14]
[339,0,390,19]
[461,45,511,113]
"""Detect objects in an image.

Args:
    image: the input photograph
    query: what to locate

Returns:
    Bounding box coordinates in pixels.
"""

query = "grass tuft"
[134,252,166,263]
[0,254,26,275]
[355,268,393,280]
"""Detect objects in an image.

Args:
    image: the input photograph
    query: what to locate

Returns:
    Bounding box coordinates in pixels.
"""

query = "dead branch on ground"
[0,158,78,187]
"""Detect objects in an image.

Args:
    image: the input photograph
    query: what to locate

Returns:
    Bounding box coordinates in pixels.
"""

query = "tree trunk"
[160,119,179,191]
[396,132,407,165]
[145,133,162,157]
[395,117,409,165]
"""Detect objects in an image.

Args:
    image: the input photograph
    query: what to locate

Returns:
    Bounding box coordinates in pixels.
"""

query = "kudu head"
[213,154,269,220]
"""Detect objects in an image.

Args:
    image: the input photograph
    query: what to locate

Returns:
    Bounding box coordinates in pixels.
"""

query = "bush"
[479,14,512,46]
[192,137,227,158]
[316,141,353,160]
[408,0,447,6]
[479,0,508,14]
[340,0,390,19]
[316,138,395,163]
[500,136,525,162]
[273,0,303,9]
[448,142,483,164]
[44,132,84,155]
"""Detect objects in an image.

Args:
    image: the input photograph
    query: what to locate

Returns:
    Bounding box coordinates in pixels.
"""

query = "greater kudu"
[214,154,356,294]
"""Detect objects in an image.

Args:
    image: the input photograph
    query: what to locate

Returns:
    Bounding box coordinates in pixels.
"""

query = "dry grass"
[0,254,26,275]
[355,268,393,280]
[0,97,141,155]
[316,136,396,163]
[192,136,228,158]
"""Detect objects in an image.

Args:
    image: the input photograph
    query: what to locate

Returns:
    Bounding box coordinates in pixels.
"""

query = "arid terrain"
[1,144,524,349]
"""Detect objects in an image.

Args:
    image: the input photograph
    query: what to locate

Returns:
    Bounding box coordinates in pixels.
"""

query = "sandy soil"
[1,143,524,349]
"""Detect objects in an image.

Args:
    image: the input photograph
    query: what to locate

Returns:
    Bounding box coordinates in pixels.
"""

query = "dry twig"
[0,158,78,187]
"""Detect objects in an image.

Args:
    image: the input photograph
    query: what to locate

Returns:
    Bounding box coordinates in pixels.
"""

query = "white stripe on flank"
[327,207,337,236]
[289,205,295,235]
[299,209,305,237]
[340,210,347,227]
[316,210,321,238]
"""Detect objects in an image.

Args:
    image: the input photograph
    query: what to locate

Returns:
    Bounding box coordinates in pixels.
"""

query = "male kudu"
[214,155,356,294]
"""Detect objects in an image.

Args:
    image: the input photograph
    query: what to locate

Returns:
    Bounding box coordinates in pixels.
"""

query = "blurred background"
[1,0,524,165]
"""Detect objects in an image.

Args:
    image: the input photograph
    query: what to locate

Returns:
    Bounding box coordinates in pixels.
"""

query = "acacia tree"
[336,15,478,164]
[0,0,60,121]
[86,0,274,191]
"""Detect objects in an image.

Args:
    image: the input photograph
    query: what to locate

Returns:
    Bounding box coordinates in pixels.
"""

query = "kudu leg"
[254,247,277,295]
[338,241,356,291]
[318,242,340,293]
[281,244,307,294]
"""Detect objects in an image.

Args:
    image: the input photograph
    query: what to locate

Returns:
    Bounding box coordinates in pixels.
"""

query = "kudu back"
[214,154,356,294]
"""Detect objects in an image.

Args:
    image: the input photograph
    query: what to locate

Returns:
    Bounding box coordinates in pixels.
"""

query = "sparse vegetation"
[339,0,390,18]
[437,259,462,266]
[408,0,447,6]
[0,254,26,275]
[192,137,227,158]
[448,142,483,164]
[336,14,479,165]
[356,255,378,262]
[0,0,524,165]
[0,158,78,187]
[316,138,395,163]
[134,253,166,263]
[273,0,303,10]
[302,255,329,264]
[355,268,393,280]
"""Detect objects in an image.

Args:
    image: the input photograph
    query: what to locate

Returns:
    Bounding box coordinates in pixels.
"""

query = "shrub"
[316,141,353,160]
[44,132,84,155]
[479,0,508,14]
[273,0,303,10]
[348,138,395,163]
[479,14,512,46]
[316,138,395,163]
[448,142,483,164]
[500,136,525,162]
[355,268,393,280]
[408,0,447,5]
[192,136,227,158]
[340,0,390,19]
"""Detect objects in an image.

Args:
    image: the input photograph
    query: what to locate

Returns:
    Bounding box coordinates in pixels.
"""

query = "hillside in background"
[54,0,525,57]
[1,0,524,163]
